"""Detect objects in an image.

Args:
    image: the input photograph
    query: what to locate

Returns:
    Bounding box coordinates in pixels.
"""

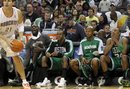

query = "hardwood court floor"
[0,85,130,89]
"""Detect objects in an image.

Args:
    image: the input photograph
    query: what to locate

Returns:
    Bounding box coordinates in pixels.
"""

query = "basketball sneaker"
[57,78,66,87]
[97,77,105,86]
[22,81,31,89]
[118,77,130,87]
[36,77,51,87]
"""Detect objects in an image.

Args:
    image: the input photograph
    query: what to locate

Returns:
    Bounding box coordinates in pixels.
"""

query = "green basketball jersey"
[78,37,104,60]
[111,44,123,59]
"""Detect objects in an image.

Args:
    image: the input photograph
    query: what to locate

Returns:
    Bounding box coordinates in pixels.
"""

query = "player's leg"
[57,56,68,87]
[91,58,99,77]
[12,55,30,89]
[100,55,111,78]
[121,54,129,79]
[91,58,99,85]
[100,55,112,85]
[35,56,51,87]
[70,59,80,76]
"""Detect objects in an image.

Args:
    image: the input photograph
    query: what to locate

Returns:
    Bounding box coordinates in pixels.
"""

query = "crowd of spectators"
[1,0,130,87]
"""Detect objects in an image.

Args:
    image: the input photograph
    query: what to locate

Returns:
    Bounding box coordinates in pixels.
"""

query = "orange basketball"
[11,39,24,52]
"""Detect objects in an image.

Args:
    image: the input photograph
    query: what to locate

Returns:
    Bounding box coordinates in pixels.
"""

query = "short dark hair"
[85,26,94,31]
[88,8,94,12]
[91,20,98,25]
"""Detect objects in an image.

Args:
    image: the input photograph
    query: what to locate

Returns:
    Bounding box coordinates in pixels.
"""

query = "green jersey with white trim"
[78,37,104,60]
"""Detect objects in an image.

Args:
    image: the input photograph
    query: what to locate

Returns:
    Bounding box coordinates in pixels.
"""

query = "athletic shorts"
[108,56,121,71]
[76,58,100,78]
[37,55,69,71]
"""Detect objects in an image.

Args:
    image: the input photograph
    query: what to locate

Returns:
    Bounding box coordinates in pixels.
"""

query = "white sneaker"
[36,77,51,87]
[57,78,66,87]
[22,81,31,89]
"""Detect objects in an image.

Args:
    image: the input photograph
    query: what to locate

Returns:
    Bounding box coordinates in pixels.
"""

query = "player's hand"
[46,52,51,58]
[111,37,118,45]
[93,51,99,56]
[51,52,58,56]
[81,58,89,64]
[9,40,14,47]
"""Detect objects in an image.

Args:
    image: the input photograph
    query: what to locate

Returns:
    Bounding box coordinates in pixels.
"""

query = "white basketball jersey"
[0,7,19,39]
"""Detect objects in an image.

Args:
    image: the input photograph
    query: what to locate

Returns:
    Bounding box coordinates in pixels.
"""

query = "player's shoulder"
[13,7,22,13]
[80,38,87,43]
[121,36,128,43]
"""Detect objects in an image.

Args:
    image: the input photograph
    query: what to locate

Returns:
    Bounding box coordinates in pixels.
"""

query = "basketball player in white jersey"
[0,0,30,89]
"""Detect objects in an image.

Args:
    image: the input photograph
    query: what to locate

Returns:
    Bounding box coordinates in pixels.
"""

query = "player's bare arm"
[18,10,24,40]
[104,38,114,56]
[122,37,128,55]
[80,55,89,64]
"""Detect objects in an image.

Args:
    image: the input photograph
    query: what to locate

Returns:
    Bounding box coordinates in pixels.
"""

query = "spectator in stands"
[98,24,111,45]
[15,0,27,8]
[91,20,98,36]
[75,2,83,15]
[85,0,95,7]
[76,0,85,6]
[78,14,87,27]
[25,3,39,23]
[34,7,51,28]
[40,11,56,33]
[72,9,79,22]
[82,2,90,16]
[91,5,101,18]
[110,0,122,7]
[56,14,66,28]
[65,15,86,43]
[97,13,108,31]
[110,11,118,31]
[44,0,58,10]
[86,8,99,26]
[98,0,111,13]
[105,3,122,23]
[59,4,67,16]
[53,9,59,23]
[32,0,42,17]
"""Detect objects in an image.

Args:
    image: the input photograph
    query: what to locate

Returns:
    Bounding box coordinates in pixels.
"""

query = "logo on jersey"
[54,47,66,53]
[0,20,17,26]
[84,45,97,49]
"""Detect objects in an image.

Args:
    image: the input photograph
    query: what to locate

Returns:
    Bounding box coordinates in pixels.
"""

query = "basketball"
[11,39,24,52]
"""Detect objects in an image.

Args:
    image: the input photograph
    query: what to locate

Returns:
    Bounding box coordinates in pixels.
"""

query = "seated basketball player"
[36,28,74,87]
[25,24,51,84]
[100,28,129,85]
[70,26,104,85]
[0,0,30,89]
